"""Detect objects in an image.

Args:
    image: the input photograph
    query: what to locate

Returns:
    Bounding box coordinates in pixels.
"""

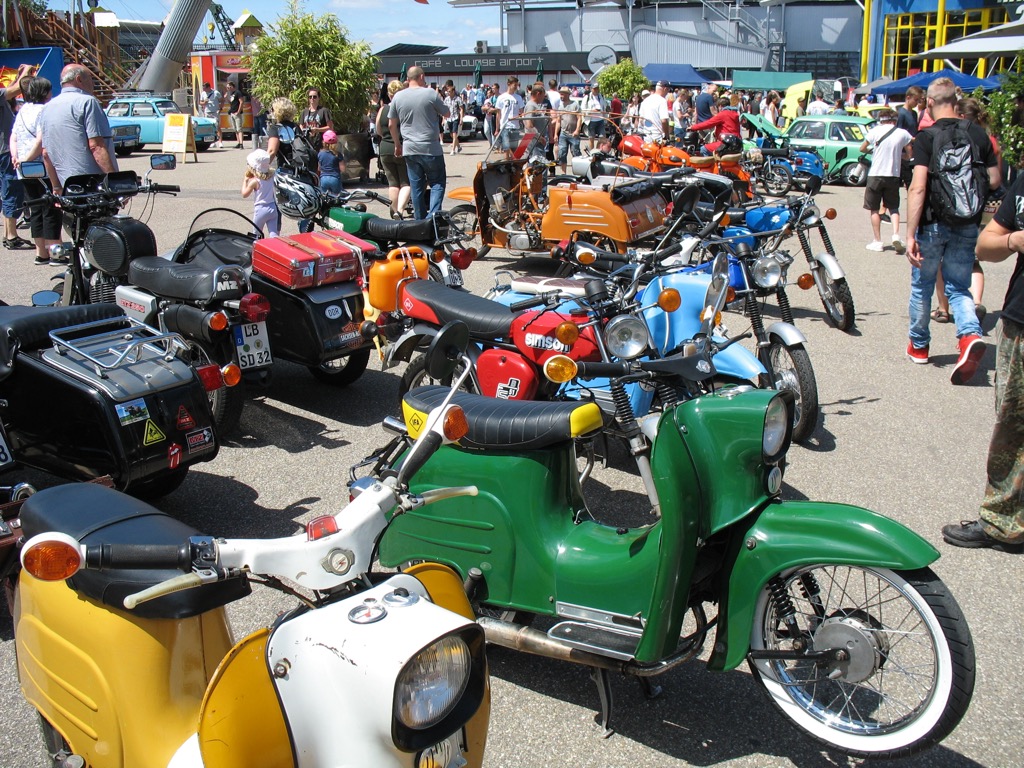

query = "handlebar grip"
[575,361,631,379]
[84,543,192,571]
[509,295,549,312]
[149,183,180,194]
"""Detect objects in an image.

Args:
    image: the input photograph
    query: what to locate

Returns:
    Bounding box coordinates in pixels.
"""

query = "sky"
[99,0,503,55]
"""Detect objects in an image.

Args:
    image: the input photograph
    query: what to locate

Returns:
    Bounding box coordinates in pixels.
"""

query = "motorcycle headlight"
[604,315,650,360]
[751,256,783,289]
[763,394,792,463]
[395,634,472,731]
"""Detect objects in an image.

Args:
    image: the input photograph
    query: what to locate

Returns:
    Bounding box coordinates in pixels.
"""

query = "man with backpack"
[905,77,1000,384]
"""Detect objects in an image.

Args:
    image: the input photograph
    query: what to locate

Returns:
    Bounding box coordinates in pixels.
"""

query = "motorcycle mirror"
[150,154,177,171]
[31,289,61,307]
[19,160,46,179]
[806,175,822,195]
[672,185,699,216]
[353,203,367,213]
[424,321,470,381]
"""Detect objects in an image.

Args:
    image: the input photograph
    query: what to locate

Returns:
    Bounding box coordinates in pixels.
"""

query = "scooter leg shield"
[15,576,233,768]
[708,501,940,672]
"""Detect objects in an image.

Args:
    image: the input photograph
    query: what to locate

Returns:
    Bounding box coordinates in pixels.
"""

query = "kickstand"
[638,676,663,700]
[589,667,615,738]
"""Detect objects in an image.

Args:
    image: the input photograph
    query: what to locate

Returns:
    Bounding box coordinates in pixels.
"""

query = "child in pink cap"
[317,129,346,195]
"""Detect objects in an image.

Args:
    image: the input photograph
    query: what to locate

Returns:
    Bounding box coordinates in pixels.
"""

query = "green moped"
[362,267,975,759]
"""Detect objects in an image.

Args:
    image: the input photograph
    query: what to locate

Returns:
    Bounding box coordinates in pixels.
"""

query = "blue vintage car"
[104,119,142,157]
[105,96,219,151]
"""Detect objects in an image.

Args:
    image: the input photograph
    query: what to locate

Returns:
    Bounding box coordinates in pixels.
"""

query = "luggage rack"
[49,317,190,378]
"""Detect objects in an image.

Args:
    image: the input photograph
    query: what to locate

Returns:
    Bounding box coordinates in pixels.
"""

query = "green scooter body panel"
[708,500,941,671]
[326,206,376,235]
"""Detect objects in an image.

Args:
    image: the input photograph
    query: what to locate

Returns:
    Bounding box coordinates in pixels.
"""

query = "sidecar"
[0,304,218,496]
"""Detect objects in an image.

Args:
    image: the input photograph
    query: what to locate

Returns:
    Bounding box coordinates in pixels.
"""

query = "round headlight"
[763,395,790,461]
[603,315,650,360]
[752,256,783,289]
[395,634,472,730]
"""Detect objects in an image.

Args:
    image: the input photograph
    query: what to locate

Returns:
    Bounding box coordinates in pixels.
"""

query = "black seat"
[364,216,436,243]
[694,202,747,226]
[403,386,603,451]
[128,256,229,302]
[0,304,127,382]
[758,147,791,158]
[20,483,250,620]
[402,280,518,339]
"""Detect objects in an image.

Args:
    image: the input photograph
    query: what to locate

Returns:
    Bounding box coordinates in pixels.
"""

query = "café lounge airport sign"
[376,51,598,76]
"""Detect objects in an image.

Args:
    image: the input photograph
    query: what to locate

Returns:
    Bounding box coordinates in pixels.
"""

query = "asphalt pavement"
[0,139,1021,768]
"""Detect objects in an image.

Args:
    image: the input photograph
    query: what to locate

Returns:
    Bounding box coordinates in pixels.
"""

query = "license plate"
[233,322,273,370]
[0,425,14,469]
[121,140,137,147]
[447,268,464,288]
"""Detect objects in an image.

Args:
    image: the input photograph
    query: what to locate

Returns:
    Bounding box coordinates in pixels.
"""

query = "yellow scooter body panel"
[404,562,490,766]
[15,576,233,768]
[199,628,295,768]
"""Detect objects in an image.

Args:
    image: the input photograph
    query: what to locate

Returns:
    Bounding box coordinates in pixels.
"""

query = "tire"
[38,713,73,763]
[762,163,792,196]
[127,467,190,500]
[307,348,370,387]
[449,203,490,258]
[196,141,210,152]
[841,162,866,186]
[185,340,245,436]
[762,341,818,443]
[749,566,975,759]
[398,353,479,403]
[814,271,856,332]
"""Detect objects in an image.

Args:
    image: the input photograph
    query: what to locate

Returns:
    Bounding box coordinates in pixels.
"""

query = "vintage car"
[104,119,143,157]
[783,114,876,185]
[105,95,219,151]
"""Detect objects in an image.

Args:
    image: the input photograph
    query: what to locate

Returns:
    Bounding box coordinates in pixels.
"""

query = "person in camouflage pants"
[942,175,1024,552]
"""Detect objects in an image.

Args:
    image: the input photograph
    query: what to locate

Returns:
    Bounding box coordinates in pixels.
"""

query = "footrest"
[548,621,641,661]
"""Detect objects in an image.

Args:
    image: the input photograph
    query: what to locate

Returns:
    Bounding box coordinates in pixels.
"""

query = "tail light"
[307,515,340,540]
[665,201,674,216]
[239,293,271,323]
[206,311,229,333]
[449,248,476,271]
[221,364,242,387]
[195,364,224,392]
[793,157,803,166]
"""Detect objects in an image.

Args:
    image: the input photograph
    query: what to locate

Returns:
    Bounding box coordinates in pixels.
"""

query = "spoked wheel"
[762,163,793,196]
[398,353,480,402]
[449,204,490,258]
[307,348,370,387]
[749,565,975,759]
[185,340,245,436]
[814,270,856,331]
[762,342,818,443]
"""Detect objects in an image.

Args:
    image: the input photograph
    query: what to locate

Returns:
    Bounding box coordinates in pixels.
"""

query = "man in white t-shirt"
[494,76,525,160]
[859,109,913,253]
[806,94,831,116]
[546,79,562,114]
[582,84,606,150]
[638,81,670,142]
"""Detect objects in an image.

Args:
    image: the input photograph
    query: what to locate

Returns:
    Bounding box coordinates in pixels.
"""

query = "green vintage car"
[742,113,876,186]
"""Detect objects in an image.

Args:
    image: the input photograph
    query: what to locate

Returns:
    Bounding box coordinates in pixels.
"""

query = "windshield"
[156,101,182,114]
[178,208,259,267]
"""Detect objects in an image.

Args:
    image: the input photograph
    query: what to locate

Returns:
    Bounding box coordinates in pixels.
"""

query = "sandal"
[931,309,951,323]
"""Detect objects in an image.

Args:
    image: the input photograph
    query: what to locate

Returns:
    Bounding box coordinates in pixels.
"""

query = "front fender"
[808,250,845,281]
[708,500,940,671]
[767,321,806,347]
[448,187,475,203]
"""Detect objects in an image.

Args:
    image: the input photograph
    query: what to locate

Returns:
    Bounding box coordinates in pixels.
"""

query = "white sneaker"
[891,234,905,254]
[865,241,884,252]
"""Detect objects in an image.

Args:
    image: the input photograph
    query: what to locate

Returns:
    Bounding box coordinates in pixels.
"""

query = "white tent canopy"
[914,19,1024,59]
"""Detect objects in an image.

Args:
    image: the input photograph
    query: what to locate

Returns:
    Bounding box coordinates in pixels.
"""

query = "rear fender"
[766,321,806,347]
[769,158,795,175]
[808,250,844,281]
[708,501,940,671]
[385,325,482,368]
[448,187,475,203]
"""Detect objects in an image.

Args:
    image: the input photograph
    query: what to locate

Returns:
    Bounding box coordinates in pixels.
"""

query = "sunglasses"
[308,94,319,99]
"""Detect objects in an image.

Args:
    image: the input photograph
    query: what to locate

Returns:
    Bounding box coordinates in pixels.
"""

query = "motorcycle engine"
[83,215,157,277]
[89,271,121,304]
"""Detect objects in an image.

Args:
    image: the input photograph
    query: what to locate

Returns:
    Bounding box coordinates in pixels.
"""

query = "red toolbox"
[252,230,374,290]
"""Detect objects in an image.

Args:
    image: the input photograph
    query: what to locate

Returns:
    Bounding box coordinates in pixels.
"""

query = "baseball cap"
[641,89,650,98]
[323,130,338,143]
[656,80,670,89]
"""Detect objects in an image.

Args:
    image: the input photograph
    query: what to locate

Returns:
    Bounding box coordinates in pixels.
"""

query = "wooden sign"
[162,113,198,162]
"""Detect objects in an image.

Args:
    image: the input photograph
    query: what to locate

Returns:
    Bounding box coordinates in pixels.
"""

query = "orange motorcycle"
[620,133,754,202]
[447,132,668,256]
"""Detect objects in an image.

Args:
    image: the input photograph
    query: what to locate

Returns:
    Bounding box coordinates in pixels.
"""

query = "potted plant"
[247,5,378,181]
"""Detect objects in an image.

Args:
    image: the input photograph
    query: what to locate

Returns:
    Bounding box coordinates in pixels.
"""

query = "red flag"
[414,0,429,3]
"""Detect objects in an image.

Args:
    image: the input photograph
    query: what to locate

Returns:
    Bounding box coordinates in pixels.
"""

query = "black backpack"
[289,132,319,175]
[928,119,988,226]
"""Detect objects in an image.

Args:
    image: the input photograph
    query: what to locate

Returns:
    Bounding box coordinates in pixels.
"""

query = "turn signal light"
[701,307,723,327]
[221,364,242,387]
[543,354,578,384]
[195,364,224,392]
[207,311,229,333]
[797,273,815,290]
[555,321,580,345]
[575,249,596,266]
[307,515,340,541]
[720,213,731,228]
[449,248,476,271]
[824,208,837,220]
[430,249,446,264]
[442,406,468,441]
[726,287,736,303]
[22,535,82,581]
[239,293,271,323]
[658,288,681,312]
